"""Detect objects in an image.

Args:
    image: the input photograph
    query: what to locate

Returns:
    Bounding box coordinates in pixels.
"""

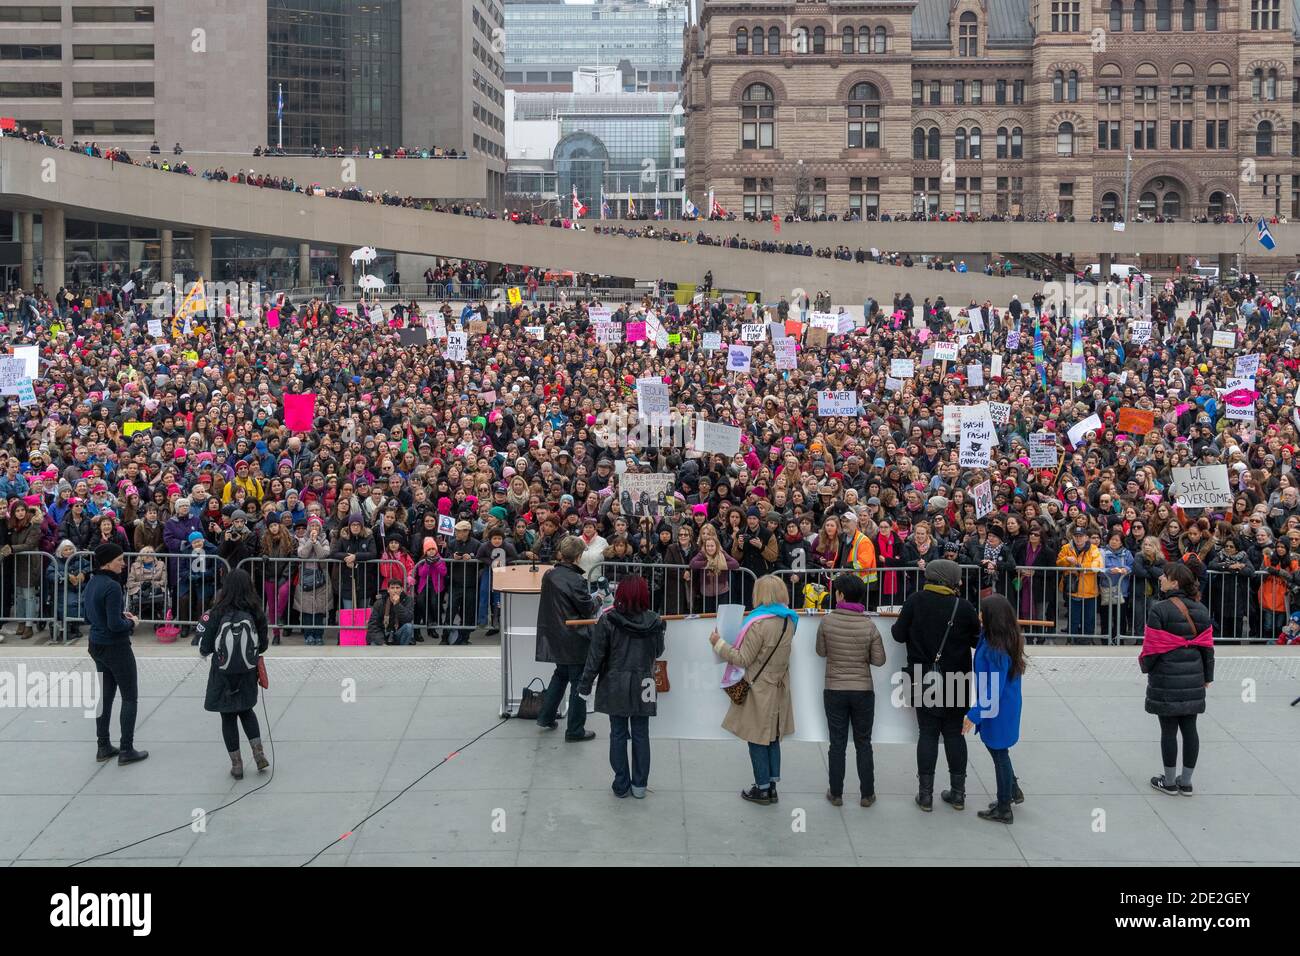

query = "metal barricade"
[587,561,760,615]
[234,554,487,645]
[1,548,61,640]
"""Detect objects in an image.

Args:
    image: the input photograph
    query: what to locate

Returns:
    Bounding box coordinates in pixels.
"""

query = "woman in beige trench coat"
[708,574,798,805]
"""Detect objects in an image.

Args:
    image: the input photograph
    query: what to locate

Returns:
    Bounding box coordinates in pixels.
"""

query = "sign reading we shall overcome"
[1170,465,1232,509]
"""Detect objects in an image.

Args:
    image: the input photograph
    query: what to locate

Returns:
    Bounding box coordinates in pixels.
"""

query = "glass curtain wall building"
[267,0,403,152]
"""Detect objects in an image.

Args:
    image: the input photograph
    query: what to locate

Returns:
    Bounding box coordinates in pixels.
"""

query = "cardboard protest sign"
[1066,413,1102,448]
[806,327,829,348]
[727,344,752,373]
[959,406,995,468]
[1116,407,1155,434]
[1170,465,1231,509]
[694,420,742,456]
[891,358,915,379]
[283,393,317,432]
[817,390,858,417]
[468,319,488,335]
[972,479,994,518]
[1028,432,1058,467]
[1211,330,1236,349]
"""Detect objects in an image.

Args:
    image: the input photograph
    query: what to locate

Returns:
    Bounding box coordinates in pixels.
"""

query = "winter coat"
[535,561,598,665]
[366,592,413,643]
[125,556,168,598]
[578,608,667,717]
[197,606,269,713]
[83,570,135,645]
[1141,589,1215,717]
[713,615,796,745]
[1205,548,1255,632]
[689,549,740,597]
[132,519,164,552]
[178,541,220,596]
[662,543,696,613]
[293,533,333,615]
[966,638,1022,749]
[891,586,980,710]
[816,607,886,691]
[1130,550,1166,628]
[730,524,779,576]
[8,521,44,588]
[47,551,92,619]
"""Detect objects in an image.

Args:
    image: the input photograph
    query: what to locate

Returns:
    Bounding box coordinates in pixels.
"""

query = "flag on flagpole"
[710,195,728,219]
[1258,219,1276,250]
[277,84,284,121]
[772,213,781,235]
[1033,314,1047,389]
[683,194,698,218]
[600,187,610,221]
[571,184,588,219]
[654,196,662,220]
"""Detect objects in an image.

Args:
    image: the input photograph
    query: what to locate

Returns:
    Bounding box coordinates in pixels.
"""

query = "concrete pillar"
[194,227,212,279]
[298,242,311,288]
[338,245,355,293]
[40,207,64,289]
[1218,252,1233,278]
[1099,251,1112,277]
[160,229,174,287]
[18,212,34,290]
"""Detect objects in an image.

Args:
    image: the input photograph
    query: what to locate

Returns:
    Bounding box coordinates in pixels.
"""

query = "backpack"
[212,610,259,676]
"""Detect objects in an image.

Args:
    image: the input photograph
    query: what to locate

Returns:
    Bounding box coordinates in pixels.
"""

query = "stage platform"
[1,648,1296,867]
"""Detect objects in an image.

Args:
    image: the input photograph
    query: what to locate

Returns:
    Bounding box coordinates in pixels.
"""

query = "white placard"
[809,312,838,331]
[694,420,743,456]
[12,345,38,380]
[972,479,994,519]
[1060,362,1085,384]
[1130,321,1152,344]
[445,331,468,363]
[437,514,455,536]
[588,306,613,323]
[619,473,676,516]
[1028,432,1058,468]
[991,353,1003,378]
[1067,413,1103,448]
[934,342,959,362]
[432,314,448,340]
[774,338,798,370]
[525,326,546,340]
[595,322,623,344]
[885,377,903,392]
[727,344,752,373]
[817,390,858,417]
[969,308,985,334]
[635,377,671,422]
[15,378,37,407]
[989,402,1011,426]
[1225,402,1256,422]
[1170,465,1231,509]
[959,406,995,468]
[147,319,164,338]
[741,324,765,342]
[1212,329,1236,349]
[921,348,936,367]
[967,364,985,388]
[702,332,722,352]
[890,358,915,379]
[836,314,855,335]
[1234,354,1261,379]
[0,356,27,394]
[943,405,963,437]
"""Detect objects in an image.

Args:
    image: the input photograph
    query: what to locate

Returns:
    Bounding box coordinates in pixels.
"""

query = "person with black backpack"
[196,569,270,780]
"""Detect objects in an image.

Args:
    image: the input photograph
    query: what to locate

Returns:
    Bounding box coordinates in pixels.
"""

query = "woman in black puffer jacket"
[1140,563,1214,797]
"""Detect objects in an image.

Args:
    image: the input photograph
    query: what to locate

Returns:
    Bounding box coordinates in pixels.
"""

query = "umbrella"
[358,274,385,291]
[350,246,378,265]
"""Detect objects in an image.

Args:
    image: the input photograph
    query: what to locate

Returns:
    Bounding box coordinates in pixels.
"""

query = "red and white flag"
[571,185,588,219]
[711,195,729,218]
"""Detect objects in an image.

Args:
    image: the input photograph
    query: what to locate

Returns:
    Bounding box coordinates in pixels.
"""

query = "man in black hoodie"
[83,543,149,765]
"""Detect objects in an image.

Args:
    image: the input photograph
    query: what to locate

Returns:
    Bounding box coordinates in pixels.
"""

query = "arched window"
[997,126,1009,158]
[1101,192,1120,218]
[859,25,870,52]
[1182,0,1195,29]
[751,24,765,54]
[1253,68,1264,99]
[1110,0,1124,31]
[736,27,749,54]
[1068,69,1079,102]
[1293,121,1299,156]
[959,12,978,56]
[812,26,825,54]
[929,126,941,158]
[873,26,887,53]
[767,26,780,54]
[969,126,982,159]
[1011,126,1023,158]
[955,127,968,158]
[913,127,926,159]
[1207,190,1225,216]
[842,25,855,53]
[1267,68,1278,100]
[1053,70,1064,102]
[1162,191,1181,218]
[1139,191,1157,216]
[1057,121,1075,156]
[1205,0,1219,28]
[741,82,775,150]
[847,81,881,148]
[1156,0,1171,30]
[1133,0,1147,29]
[1257,120,1274,155]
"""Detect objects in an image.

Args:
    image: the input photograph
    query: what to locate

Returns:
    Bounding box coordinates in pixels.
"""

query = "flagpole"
[277,83,283,150]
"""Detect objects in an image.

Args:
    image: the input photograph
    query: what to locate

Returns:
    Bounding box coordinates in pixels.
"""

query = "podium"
[494,564,553,717]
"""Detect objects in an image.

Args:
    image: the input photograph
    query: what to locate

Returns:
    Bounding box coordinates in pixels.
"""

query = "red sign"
[0,118,16,131]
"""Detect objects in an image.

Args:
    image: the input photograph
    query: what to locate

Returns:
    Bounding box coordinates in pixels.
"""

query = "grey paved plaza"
[1,647,1297,867]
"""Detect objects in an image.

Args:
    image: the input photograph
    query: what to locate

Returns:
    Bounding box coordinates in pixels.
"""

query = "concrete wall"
[178,153,489,199]
[0,135,1207,304]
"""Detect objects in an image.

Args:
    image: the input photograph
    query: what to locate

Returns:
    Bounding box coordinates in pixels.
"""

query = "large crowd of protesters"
[3,246,1300,652]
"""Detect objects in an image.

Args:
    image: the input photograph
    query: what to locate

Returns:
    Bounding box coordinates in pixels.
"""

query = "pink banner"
[626,321,646,342]
[267,307,280,329]
[283,392,316,432]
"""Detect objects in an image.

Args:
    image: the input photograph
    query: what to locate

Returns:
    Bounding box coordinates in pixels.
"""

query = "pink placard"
[267,307,280,329]
[283,392,316,432]
[626,321,646,342]
[338,607,370,646]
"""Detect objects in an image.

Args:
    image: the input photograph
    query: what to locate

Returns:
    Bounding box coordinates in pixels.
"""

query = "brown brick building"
[683,0,1300,221]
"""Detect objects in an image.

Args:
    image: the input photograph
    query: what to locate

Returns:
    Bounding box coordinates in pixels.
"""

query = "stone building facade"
[683,0,1300,220]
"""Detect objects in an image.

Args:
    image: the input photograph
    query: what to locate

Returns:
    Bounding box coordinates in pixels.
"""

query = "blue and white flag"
[1258,219,1276,250]
[683,194,698,218]
[277,84,284,120]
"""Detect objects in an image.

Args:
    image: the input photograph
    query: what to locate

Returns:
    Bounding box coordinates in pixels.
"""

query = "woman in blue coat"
[964,594,1026,824]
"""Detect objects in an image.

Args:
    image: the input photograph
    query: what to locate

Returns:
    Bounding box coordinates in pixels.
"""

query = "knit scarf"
[719,603,799,690]
[924,583,956,596]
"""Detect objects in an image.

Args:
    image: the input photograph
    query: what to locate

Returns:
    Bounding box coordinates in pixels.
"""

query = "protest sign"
[809,312,838,331]
[694,420,742,456]
[437,514,455,536]
[1234,354,1260,380]
[525,326,546,340]
[588,306,612,323]
[626,321,647,343]
[1060,362,1085,384]
[989,402,1011,426]
[620,473,676,517]
[741,324,765,342]
[891,358,915,379]
[1028,432,1058,468]
[1212,329,1235,349]
[1116,407,1155,434]
[972,479,994,518]
[468,319,488,335]
[702,332,722,351]
[943,405,963,437]
[147,319,164,338]
[595,322,623,344]
[727,344,752,373]
[967,364,985,388]
[1170,465,1231,509]
[507,287,522,307]
[885,377,903,392]
[836,314,855,334]
[1006,330,1021,350]
[0,356,27,394]
[806,327,829,348]
[817,390,858,417]
[123,421,153,437]
[15,379,36,407]
[774,338,797,370]
[445,331,468,362]
[991,353,1003,378]
[934,342,959,362]
[1129,321,1152,344]
[635,377,671,422]
[959,406,995,468]
[1066,413,1102,448]
[283,393,317,432]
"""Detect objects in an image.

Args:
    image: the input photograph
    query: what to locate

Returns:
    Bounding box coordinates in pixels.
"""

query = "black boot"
[977,804,1014,824]
[988,778,1025,810]
[941,773,966,810]
[741,785,772,805]
[768,783,778,804]
[915,773,934,812]
[118,748,149,766]
[95,743,120,762]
